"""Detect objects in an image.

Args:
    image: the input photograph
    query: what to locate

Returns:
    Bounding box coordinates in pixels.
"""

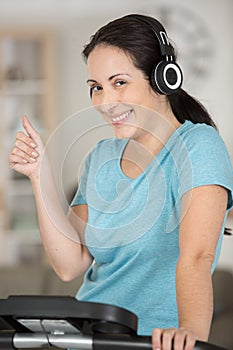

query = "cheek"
[90,96,101,111]
[123,85,149,105]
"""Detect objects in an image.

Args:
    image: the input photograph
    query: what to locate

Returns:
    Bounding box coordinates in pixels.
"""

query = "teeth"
[112,110,131,122]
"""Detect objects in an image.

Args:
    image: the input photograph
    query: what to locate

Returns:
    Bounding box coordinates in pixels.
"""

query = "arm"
[9,115,93,280]
[176,185,228,339]
[152,185,228,350]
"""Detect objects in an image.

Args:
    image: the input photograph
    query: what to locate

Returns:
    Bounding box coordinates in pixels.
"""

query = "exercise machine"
[0,295,228,349]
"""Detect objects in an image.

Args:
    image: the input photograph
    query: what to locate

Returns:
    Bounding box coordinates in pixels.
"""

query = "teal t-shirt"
[71,120,233,335]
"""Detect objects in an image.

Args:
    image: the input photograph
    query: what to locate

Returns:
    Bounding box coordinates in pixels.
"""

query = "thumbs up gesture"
[9,115,45,180]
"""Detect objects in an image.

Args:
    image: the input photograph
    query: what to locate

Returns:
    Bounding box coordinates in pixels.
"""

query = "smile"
[111,109,133,124]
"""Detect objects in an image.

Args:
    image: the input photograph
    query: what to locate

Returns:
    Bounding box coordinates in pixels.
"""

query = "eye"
[90,85,102,94]
[115,80,126,87]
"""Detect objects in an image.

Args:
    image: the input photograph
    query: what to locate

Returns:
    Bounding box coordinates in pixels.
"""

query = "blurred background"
[0,0,232,348]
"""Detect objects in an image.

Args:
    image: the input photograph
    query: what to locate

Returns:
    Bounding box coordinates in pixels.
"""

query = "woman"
[9,14,233,350]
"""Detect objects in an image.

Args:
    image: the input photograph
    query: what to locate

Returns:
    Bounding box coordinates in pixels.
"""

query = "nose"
[95,88,119,115]
[98,102,119,115]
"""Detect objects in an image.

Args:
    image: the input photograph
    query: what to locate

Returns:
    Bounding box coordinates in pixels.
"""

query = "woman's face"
[86,45,164,140]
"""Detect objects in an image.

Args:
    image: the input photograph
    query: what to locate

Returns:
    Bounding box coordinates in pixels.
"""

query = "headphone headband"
[128,14,174,58]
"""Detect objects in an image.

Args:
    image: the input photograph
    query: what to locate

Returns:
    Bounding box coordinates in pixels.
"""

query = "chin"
[113,124,137,139]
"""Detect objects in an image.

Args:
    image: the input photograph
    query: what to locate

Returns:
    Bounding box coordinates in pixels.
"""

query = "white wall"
[1,0,232,271]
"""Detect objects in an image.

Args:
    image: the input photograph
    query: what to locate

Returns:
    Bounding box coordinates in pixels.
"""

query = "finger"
[184,332,196,350]
[11,146,37,164]
[22,115,40,141]
[173,330,186,350]
[173,329,196,350]
[162,328,176,350]
[14,139,39,159]
[16,131,37,149]
[152,328,162,350]
[9,153,29,166]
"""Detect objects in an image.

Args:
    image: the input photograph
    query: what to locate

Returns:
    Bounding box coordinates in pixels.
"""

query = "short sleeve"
[70,151,91,207]
[178,125,233,210]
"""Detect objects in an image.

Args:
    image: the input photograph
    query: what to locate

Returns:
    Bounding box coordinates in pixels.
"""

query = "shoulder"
[176,121,233,208]
[180,121,224,147]
[178,121,230,161]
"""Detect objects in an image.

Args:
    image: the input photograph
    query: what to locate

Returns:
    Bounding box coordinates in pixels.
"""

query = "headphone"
[126,14,183,95]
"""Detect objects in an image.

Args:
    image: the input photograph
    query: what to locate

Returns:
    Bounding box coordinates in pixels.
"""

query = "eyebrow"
[86,73,131,84]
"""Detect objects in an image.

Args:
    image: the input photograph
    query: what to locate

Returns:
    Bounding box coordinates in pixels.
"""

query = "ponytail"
[168,89,217,128]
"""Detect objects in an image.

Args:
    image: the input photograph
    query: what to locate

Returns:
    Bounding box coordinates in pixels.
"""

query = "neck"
[133,108,181,157]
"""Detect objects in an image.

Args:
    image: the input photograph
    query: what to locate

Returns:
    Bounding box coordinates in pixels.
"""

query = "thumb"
[22,115,40,140]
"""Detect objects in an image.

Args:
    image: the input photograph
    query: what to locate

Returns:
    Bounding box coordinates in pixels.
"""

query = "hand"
[9,115,45,180]
[152,327,197,350]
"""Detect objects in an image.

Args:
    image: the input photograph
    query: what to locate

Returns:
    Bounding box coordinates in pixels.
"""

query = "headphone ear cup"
[151,61,183,95]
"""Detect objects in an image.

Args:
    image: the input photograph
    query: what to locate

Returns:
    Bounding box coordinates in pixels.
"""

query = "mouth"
[111,109,133,125]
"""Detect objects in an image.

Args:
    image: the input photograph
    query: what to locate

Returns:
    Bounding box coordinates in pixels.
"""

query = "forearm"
[176,256,214,341]
[9,116,91,279]
[30,168,89,280]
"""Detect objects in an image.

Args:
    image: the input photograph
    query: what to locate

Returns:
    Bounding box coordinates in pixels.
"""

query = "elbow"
[177,252,215,271]
[195,252,215,267]
[54,267,82,282]
[59,273,76,283]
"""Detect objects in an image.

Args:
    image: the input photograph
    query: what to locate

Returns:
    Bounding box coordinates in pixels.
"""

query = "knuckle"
[12,147,19,155]
[15,139,22,148]
[185,334,197,348]
[165,327,175,334]
[14,147,23,156]
[15,131,24,139]
[152,328,163,341]
[163,330,172,338]
[174,332,184,345]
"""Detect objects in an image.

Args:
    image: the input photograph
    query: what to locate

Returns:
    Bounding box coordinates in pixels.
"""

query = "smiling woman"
[86,44,178,142]
[8,13,233,350]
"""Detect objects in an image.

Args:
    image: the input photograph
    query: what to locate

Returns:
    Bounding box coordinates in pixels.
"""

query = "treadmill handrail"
[4,332,228,350]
